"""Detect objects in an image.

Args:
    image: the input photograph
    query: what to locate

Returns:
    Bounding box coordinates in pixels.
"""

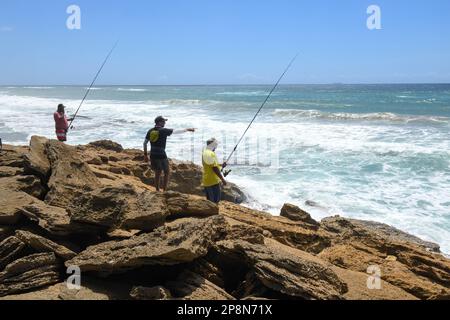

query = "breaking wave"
[117,88,149,92]
[272,109,450,124]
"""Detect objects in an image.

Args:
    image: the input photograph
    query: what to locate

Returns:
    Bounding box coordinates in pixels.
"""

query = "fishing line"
[69,41,118,130]
[223,53,299,176]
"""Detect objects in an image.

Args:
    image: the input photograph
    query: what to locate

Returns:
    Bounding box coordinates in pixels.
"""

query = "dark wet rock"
[280,203,320,228]
[88,140,124,153]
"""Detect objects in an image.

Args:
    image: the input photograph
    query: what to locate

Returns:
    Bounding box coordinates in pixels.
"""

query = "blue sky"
[1,0,450,85]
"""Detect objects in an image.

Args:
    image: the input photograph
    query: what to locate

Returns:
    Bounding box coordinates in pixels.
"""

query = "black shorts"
[150,157,169,172]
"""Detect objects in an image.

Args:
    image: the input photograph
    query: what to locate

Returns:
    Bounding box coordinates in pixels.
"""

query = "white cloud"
[0,26,14,32]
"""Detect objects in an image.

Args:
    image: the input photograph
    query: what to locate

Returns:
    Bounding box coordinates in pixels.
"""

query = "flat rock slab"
[4,192,83,236]
[69,187,219,233]
[0,253,60,297]
[70,184,169,232]
[217,239,347,300]
[0,175,45,201]
[66,216,227,275]
[15,230,77,261]
[220,202,331,254]
[0,147,27,168]
[0,236,27,270]
[0,166,24,178]
[165,191,219,219]
[318,244,450,300]
[0,190,36,225]
[0,277,132,300]
[331,266,417,300]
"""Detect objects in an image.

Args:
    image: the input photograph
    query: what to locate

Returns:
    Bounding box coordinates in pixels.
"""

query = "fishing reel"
[223,169,232,178]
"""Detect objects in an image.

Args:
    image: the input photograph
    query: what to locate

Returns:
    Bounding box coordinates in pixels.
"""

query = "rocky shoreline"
[0,136,449,300]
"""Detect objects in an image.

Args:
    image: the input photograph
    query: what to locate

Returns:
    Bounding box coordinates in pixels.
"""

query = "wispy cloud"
[0,26,14,32]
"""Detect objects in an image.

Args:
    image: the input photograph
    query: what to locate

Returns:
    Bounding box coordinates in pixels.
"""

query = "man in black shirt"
[144,116,195,192]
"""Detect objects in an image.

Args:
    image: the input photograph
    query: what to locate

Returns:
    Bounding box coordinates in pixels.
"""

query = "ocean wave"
[216,91,271,97]
[396,95,418,99]
[272,109,450,124]
[158,99,219,106]
[117,88,148,92]
[23,87,54,89]
[417,98,437,104]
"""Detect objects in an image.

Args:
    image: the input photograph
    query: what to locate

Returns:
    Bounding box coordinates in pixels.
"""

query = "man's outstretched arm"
[173,128,196,134]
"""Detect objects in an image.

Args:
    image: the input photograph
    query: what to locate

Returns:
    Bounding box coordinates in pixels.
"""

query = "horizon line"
[1,82,450,87]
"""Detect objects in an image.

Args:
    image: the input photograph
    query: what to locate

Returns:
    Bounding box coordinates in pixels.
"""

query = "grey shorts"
[150,157,169,172]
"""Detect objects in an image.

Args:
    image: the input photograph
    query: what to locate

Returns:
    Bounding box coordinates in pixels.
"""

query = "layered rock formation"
[0,136,449,300]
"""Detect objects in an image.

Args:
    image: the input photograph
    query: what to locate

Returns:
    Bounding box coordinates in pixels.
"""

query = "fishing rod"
[222,53,299,177]
[69,41,118,130]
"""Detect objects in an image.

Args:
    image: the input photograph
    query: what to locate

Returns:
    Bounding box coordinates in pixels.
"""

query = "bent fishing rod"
[69,41,118,130]
[222,53,299,177]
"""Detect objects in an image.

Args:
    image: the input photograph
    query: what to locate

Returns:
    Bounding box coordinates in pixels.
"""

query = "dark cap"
[57,104,66,112]
[155,116,168,124]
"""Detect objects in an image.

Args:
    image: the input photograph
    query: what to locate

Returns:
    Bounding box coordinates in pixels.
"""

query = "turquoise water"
[1,84,449,253]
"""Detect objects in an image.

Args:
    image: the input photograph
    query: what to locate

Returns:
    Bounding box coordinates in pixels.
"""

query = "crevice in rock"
[88,263,188,288]
[203,249,251,297]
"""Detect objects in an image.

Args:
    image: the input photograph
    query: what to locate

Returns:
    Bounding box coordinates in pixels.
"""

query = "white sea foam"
[272,109,450,124]
[1,91,450,254]
[216,91,279,97]
[23,86,54,89]
[117,88,148,92]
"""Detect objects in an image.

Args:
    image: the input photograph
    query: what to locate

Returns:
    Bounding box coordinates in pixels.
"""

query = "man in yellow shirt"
[202,138,227,203]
